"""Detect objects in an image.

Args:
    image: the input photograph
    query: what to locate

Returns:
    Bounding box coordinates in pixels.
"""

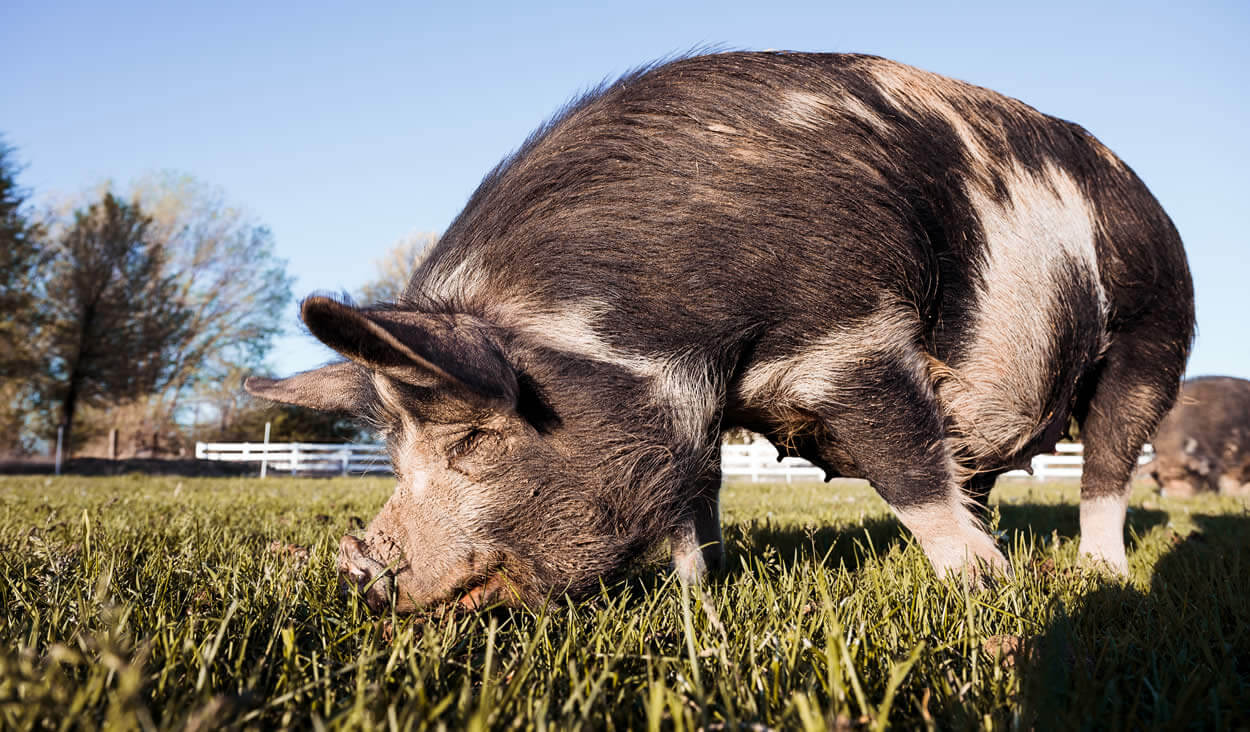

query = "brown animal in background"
[1141,376,1250,496]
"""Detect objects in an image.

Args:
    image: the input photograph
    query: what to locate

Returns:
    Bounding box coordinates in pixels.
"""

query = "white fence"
[194,441,391,475]
[720,441,827,483]
[722,440,1152,482]
[196,439,1153,481]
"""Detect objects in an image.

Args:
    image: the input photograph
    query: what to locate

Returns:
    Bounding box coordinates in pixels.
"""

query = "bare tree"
[131,173,293,415]
[5,169,293,456]
[356,230,438,304]
[63,174,294,456]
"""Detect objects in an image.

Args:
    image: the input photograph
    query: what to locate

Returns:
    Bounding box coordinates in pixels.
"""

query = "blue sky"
[3,0,1247,380]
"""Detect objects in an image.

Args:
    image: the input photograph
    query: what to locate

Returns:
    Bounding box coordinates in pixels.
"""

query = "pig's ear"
[244,361,364,411]
[299,296,518,406]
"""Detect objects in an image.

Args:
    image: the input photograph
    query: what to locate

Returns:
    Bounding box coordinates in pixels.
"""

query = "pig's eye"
[449,428,492,459]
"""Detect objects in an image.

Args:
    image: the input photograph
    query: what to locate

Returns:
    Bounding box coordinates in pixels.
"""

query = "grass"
[1,474,1247,730]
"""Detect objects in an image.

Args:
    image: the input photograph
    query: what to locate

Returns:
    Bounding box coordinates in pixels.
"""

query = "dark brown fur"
[1143,377,1250,495]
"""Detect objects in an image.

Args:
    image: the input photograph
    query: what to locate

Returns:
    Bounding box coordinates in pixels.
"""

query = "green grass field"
[2,474,1247,730]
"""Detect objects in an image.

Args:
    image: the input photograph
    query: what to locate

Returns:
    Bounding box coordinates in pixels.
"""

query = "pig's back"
[409,52,1187,469]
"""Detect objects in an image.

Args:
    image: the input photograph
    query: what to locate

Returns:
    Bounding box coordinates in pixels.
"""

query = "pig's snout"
[338,535,392,612]
[1160,479,1198,498]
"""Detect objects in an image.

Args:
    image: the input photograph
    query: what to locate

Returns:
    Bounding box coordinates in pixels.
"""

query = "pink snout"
[338,535,392,612]
[1160,479,1198,498]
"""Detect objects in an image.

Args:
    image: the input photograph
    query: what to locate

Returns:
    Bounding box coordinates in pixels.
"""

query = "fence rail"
[196,439,1153,481]
[722,440,1153,482]
[194,441,391,475]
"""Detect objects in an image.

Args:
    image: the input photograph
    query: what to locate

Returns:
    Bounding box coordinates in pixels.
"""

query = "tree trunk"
[56,300,96,458]
[58,375,80,457]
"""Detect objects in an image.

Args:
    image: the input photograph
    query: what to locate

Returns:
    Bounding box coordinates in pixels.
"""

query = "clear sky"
[3,0,1247,380]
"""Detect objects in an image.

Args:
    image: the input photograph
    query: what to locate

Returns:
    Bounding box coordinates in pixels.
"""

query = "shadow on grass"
[716,501,1172,577]
[609,516,910,601]
[995,502,1170,550]
[722,515,907,574]
[605,496,1246,728]
[710,502,1247,726]
[1020,512,1250,729]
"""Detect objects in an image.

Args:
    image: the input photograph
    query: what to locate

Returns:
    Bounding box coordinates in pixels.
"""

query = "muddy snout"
[337,535,393,612]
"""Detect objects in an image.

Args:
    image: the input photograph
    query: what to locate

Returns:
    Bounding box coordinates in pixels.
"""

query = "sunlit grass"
[1,474,1246,729]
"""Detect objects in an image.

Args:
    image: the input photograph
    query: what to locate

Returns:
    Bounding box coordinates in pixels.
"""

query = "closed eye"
[449,428,492,459]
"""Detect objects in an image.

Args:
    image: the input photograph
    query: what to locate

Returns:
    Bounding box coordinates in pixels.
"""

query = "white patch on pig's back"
[734,305,921,410]
[492,299,721,449]
[420,251,490,305]
[941,162,1106,460]
[863,60,995,179]
[773,88,890,135]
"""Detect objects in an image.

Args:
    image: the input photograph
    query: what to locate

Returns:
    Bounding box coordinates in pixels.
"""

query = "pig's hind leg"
[808,349,1008,580]
[1073,330,1185,575]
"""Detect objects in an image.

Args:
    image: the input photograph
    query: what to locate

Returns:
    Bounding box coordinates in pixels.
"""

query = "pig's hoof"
[670,522,723,585]
[671,541,723,585]
[940,553,1012,590]
[1077,543,1129,577]
[675,543,725,583]
[673,551,706,585]
[922,531,1010,588]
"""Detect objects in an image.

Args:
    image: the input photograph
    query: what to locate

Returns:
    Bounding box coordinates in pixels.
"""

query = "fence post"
[108,429,118,460]
[291,442,300,475]
[260,422,270,479]
[341,448,349,476]
[55,424,64,476]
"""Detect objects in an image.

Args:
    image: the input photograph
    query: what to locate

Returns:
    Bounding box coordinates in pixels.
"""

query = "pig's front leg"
[671,475,723,584]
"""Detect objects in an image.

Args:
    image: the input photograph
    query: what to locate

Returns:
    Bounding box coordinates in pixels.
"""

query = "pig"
[1141,376,1250,496]
[245,52,1194,612]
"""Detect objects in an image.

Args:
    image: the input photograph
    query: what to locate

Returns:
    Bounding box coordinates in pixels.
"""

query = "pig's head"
[1144,437,1215,497]
[246,297,679,612]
